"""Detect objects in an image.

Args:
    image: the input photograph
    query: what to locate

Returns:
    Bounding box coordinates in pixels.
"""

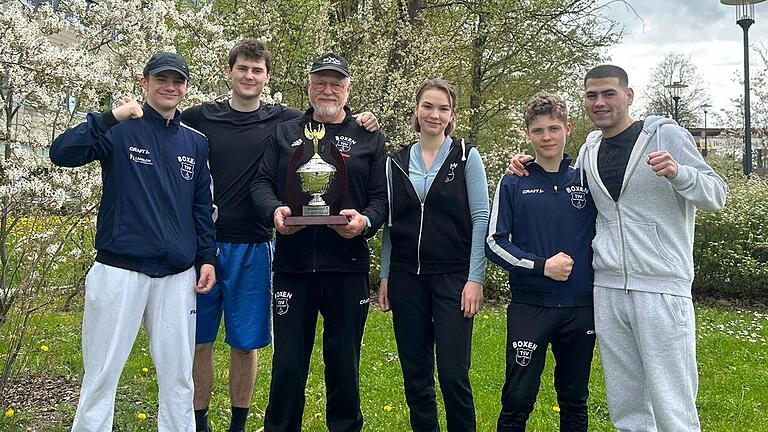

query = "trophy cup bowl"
[296,155,336,215]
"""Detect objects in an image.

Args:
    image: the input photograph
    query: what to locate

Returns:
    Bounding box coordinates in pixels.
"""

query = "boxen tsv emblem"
[512,340,538,367]
[178,155,195,181]
[275,291,293,315]
[566,185,588,209]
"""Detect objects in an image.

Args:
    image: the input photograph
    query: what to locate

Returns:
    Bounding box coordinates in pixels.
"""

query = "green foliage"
[184,0,622,153]
[693,158,768,298]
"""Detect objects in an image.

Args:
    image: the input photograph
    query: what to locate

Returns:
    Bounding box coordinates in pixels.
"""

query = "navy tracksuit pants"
[498,303,595,432]
[388,270,476,432]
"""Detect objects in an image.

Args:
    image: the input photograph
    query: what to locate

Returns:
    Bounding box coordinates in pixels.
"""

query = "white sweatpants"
[594,286,700,432]
[71,262,197,432]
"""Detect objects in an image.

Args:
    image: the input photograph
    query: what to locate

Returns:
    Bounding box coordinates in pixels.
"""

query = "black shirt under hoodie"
[388,138,474,275]
[250,106,388,274]
[181,101,302,243]
[597,120,644,201]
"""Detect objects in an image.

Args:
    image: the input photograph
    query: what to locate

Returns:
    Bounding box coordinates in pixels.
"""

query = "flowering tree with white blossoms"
[0,0,231,402]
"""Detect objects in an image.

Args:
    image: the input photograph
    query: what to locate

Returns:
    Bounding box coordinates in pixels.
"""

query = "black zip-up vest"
[388,137,473,275]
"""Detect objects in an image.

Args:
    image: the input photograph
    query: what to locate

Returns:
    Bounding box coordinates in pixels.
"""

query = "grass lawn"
[1,304,766,431]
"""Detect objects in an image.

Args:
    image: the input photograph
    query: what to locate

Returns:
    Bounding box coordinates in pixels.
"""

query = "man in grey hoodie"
[511,65,727,431]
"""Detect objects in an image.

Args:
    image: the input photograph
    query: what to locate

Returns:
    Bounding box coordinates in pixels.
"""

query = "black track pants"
[388,270,476,432]
[497,303,595,432]
[264,272,370,432]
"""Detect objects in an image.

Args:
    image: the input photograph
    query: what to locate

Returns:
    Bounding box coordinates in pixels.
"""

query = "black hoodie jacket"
[250,106,387,273]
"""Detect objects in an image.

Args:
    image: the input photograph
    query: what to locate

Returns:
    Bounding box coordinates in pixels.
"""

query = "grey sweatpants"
[594,286,700,432]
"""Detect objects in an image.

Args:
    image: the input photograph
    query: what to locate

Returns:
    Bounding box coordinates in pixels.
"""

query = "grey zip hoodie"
[576,116,727,297]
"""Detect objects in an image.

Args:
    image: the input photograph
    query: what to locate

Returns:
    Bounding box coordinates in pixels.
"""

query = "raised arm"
[50,99,143,167]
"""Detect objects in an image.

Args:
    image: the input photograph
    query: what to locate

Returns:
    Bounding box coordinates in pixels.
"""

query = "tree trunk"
[468,12,487,145]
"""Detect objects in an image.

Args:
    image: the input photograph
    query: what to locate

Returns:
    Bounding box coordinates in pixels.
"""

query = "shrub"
[693,158,768,299]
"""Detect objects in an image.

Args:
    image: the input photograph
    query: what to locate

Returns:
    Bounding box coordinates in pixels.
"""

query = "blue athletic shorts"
[196,241,272,350]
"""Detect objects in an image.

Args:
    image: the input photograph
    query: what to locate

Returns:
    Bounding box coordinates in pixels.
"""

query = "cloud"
[603,0,768,126]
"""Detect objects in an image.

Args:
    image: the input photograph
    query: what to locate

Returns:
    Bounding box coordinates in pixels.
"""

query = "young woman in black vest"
[378,79,489,431]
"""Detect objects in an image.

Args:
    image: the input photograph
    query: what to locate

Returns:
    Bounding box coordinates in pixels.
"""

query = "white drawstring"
[386,156,393,227]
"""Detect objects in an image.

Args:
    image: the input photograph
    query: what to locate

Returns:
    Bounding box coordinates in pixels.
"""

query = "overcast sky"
[603,0,768,127]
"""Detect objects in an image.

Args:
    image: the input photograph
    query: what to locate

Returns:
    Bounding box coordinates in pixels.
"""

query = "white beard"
[314,103,342,118]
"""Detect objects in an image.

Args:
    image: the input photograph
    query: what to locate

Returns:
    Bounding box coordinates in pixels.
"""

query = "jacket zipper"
[417,202,425,274]
[553,181,561,306]
[313,226,317,272]
[616,201,629,293]
[391,158,426,274]
[157,127,167,277]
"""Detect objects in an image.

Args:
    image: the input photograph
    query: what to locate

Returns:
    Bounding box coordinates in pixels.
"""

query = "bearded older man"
[250,53,387,432]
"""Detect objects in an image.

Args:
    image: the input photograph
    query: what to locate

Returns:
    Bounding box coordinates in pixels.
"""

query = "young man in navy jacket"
[486,92,597,432]
[50,52,216,432]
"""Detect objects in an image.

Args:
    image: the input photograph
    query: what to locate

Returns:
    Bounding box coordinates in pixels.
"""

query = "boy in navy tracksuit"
[50,52,216,432]
[485,92,597,432]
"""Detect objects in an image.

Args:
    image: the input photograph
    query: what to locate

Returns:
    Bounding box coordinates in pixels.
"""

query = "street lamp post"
[722,0,765,175]
[665,81,688,123]
[702,103,712,157]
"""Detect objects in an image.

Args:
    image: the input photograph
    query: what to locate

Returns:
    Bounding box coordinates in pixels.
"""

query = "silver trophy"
[297,124,336,215]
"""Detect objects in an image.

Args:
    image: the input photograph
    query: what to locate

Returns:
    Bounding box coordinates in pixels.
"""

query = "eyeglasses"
[310,81,346,93]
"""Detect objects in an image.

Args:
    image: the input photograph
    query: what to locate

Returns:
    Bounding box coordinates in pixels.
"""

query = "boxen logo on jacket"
[335,135,356,153]
[177,155,195,181]
[565,185,589,209]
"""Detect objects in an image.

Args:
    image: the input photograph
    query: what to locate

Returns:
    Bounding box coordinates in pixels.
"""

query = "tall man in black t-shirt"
[181,39,378,432]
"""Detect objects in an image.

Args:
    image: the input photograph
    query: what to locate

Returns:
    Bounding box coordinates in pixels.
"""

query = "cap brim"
[310,65,350,77]
[146,66,189,80]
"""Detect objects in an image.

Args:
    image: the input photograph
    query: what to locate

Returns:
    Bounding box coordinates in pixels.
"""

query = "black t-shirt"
[181,101,302,243]
[597,121,643,202]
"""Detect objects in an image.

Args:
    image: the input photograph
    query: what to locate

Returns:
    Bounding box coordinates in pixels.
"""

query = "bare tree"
[643,52,710,128]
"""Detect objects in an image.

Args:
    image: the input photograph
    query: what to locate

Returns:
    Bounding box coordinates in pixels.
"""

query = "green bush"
[693,157,768,299]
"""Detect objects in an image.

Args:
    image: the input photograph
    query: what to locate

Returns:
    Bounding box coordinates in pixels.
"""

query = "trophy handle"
[286,140,308,216]
[327,143,348,214]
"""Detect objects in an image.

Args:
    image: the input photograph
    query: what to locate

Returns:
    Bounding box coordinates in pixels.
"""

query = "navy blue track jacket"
[50,103,217,277]
[485,156,597,307]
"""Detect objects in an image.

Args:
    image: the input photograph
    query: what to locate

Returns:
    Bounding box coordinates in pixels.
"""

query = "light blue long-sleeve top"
[380,136,489,283]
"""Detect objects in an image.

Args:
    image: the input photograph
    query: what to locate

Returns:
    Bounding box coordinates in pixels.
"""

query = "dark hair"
[584,64,629,88]
[228,38,273,73]
[411,78,458,135]
[524,92,568,127]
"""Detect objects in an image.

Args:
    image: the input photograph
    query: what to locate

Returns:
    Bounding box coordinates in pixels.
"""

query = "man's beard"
[314,103,342,118]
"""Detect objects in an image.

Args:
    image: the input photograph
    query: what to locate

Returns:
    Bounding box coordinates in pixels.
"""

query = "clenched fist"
[112,97,143,121]
[544,252,573,281]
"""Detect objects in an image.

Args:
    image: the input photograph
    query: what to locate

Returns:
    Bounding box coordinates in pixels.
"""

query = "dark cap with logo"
[143,52,190,80]
[309,52,350,77]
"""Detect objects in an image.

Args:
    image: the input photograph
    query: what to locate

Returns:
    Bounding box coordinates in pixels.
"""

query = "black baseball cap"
[143,52,190,80]
[309,53,350,77]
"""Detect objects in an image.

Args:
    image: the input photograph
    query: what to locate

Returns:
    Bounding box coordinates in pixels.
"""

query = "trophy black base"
[285,215,349,226]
